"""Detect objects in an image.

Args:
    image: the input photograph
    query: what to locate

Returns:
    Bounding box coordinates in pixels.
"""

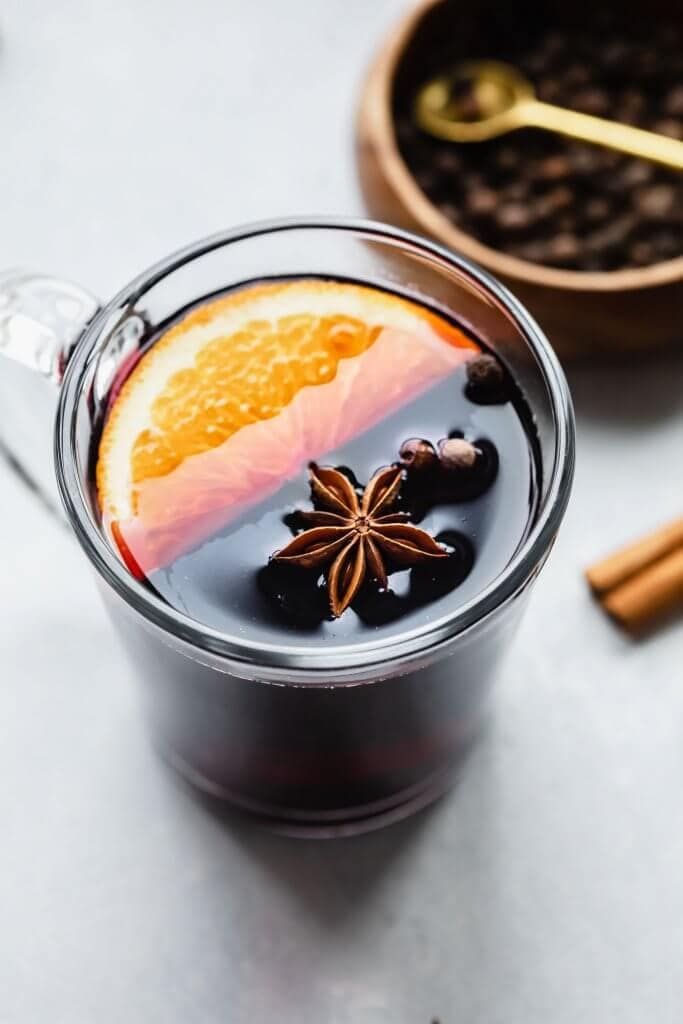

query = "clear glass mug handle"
[0,271,100,512]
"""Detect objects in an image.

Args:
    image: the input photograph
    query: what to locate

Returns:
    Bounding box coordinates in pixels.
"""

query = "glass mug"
[0,219,574,835]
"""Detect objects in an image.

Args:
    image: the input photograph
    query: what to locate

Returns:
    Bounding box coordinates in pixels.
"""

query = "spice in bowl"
[395,12,683,271]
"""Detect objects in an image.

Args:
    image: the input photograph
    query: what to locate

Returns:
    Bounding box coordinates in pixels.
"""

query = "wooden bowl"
[356,0,683,359]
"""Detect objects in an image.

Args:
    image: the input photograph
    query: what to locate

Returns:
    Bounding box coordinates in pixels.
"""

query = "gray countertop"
[2,2,683,1021]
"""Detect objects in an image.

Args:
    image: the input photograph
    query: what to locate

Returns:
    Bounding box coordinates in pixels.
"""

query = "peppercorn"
[437,437,480,473]
[399,438,439,475]
[465,354,508,404]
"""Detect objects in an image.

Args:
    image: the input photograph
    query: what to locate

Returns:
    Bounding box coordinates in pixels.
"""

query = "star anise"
[273,464,447,618]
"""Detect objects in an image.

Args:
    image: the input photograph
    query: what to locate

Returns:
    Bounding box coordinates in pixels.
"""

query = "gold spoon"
[415,61,683,171]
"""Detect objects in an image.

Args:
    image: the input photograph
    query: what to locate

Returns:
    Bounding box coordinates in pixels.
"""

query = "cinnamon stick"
[585,517,683,595]
[602,545,683,634]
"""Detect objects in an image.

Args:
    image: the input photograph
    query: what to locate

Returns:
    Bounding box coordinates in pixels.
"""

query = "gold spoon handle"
[518,99,683,170]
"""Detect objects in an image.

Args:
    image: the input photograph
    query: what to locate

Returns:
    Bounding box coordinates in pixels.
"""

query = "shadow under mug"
[0,218,574,836]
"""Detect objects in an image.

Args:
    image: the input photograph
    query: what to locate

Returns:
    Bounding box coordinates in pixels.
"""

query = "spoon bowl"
[416,60,535,142]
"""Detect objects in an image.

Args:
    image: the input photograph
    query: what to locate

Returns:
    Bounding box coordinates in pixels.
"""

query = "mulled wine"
[96,278,540,643]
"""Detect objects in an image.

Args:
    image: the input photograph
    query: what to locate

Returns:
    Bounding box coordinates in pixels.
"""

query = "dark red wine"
[95,275,548,828]
[145,365,537,642]
[97,279,539,645]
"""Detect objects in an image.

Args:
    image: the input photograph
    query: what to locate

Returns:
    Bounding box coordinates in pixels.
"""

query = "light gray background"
[1,2,682,1022]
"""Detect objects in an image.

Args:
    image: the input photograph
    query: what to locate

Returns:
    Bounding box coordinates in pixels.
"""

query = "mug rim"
[55,217,575,675]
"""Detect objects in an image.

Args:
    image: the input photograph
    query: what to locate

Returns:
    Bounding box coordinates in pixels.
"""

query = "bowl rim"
[362,0,683,294]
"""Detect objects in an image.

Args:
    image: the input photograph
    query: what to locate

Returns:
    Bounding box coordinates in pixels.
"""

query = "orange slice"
[97,280,479,575]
